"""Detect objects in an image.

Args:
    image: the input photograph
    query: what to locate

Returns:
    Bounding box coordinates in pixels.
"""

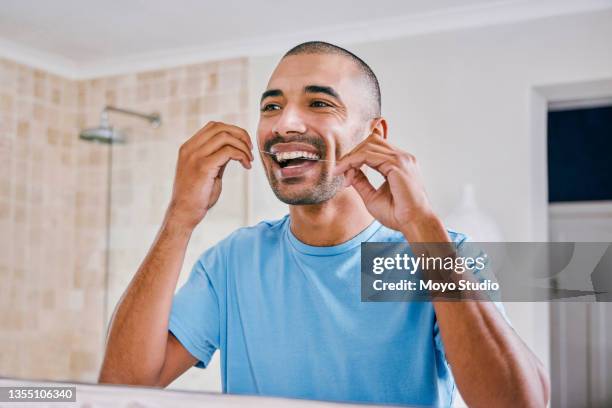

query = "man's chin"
[277,176,309,186]
[270,178,343,206]
[275,194,331,206]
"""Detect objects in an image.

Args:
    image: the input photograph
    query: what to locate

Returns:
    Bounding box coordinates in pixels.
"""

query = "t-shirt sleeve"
[168,257,220,369]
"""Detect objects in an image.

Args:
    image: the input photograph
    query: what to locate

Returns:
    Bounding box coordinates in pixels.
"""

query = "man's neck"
[288,188,374,247]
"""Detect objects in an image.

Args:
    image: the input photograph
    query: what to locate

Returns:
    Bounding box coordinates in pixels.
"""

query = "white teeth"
[274,151,320,162]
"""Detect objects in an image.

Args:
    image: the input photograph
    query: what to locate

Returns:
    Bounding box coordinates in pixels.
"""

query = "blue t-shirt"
[169,215,503,406]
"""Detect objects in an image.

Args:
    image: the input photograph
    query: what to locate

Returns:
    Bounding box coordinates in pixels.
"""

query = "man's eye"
[261,104,281,112]
[311,101,331,108]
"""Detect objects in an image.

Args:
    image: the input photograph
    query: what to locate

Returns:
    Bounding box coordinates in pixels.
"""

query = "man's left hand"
[333,129,435,232]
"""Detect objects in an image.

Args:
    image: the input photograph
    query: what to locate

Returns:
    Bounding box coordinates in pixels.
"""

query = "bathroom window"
[548,105,612,202]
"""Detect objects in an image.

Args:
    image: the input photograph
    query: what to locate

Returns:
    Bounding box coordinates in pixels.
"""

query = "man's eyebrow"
[304,85,341,101]
[260,89,283,103]
[260,85,342,103]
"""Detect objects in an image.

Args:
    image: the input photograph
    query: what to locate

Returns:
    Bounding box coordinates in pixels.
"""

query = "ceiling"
[1,0,610,78]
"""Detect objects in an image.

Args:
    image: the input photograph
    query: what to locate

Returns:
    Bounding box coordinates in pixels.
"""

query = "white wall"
[247,8,612,392]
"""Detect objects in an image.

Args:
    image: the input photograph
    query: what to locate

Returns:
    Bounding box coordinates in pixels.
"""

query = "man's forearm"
[98,208,194,385]
[400,214,550,408]
[432,301,548,407]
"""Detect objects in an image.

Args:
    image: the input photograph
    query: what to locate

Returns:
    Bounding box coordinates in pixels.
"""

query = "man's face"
[257,53,371,205]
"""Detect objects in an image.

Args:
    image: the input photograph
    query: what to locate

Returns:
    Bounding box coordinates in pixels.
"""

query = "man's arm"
[98,122,253,386]
[98,212,197,386]
[401,216,550,408]
[334,122,550,407]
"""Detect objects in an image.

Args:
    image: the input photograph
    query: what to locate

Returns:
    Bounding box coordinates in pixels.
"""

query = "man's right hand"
[166,121,253,229]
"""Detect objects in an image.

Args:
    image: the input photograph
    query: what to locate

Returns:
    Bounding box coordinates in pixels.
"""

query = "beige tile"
[201,93,219,113]
[33,77,47,100]
[46,128,60,145]
[0,55,249,387]
[0,200,8,219]
[16,121,29,140]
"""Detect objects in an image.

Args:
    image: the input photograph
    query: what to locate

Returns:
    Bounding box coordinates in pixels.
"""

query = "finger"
[346,151,401,177]
[334,145,396,176]
[334,133,393,169]
[350,168,377,203]
[339,132,379,160]
[215,122,253,149]
[182,121,217,151]
[183,121,253,155]
[196,122,253,150]
[338,126,387,158]
[342,168,355,188]
[197,131,253,161]
[217,162,228,179]
[205,145,252,172]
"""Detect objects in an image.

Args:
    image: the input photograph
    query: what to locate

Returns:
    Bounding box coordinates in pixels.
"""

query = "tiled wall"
[0,58,109,381]
[0,57,249,390]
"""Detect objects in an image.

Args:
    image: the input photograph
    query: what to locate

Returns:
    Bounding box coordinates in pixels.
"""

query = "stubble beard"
[268,168,344,205]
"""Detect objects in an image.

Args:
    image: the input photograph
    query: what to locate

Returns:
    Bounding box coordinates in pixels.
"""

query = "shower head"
[79,126,126,144]
[79,111,126,144]
[79,106,161,144]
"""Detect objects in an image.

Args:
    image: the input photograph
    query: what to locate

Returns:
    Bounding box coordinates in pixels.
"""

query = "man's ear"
[370,117,388,140]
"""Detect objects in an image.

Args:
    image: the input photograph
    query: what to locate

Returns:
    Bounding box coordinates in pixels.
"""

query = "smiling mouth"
[270,150,321,168]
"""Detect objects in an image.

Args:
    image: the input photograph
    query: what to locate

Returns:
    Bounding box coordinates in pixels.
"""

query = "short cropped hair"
[283,41,381,118]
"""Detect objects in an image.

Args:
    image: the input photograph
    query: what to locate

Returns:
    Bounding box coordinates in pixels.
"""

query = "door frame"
[532,77,612,407]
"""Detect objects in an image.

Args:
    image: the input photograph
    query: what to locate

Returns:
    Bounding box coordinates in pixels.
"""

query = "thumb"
[350,168,377,204]
[217,162,228,179]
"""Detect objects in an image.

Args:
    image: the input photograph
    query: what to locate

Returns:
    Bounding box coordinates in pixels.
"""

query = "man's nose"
[271,105,307,136]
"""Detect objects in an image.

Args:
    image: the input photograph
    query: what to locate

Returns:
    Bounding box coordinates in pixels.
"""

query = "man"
[99,42,549,407]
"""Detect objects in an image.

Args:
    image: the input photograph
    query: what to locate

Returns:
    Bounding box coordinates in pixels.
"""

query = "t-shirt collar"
[285,215,382,256]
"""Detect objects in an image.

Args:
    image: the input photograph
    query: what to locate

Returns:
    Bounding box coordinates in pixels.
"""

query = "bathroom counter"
[0,377,403,407]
